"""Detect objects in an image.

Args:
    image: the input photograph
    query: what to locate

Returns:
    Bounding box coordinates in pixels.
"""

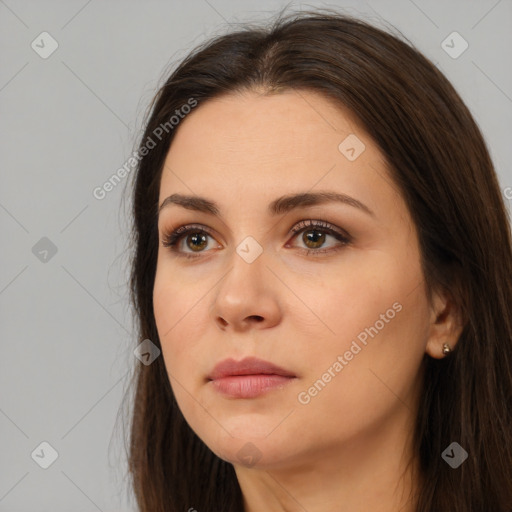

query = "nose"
[209,248,282,332]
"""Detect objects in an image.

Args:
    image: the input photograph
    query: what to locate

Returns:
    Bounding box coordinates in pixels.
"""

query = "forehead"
[158,89,399,219]
[164,89,369,166]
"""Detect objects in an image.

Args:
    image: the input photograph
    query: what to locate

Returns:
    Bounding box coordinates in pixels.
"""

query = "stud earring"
[442,343,452,356]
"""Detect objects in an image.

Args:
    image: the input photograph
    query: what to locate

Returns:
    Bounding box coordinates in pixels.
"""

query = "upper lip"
[208,356,296,380]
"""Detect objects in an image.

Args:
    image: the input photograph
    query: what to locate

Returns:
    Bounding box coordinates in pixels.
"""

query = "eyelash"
[161,219,351,260]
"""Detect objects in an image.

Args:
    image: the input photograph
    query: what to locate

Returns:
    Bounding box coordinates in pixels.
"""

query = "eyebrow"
[158,191,375,218]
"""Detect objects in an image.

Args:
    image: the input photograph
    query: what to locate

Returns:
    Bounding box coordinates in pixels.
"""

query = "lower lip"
[210,374,295,398]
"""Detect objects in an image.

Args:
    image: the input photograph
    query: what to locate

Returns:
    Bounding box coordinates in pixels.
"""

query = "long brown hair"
[123,8,512,511]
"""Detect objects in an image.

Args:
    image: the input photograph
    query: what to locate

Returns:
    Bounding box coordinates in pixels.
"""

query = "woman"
[125,9,512,512]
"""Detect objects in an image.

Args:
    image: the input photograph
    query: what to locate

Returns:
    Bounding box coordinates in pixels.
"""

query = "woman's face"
[153,89,435,469]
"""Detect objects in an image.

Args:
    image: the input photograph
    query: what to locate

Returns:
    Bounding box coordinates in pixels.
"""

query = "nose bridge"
[210,239,281,329]
[219,239,268,301]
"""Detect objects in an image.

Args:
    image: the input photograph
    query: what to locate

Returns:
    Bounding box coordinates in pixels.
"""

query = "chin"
[212,438,296,470]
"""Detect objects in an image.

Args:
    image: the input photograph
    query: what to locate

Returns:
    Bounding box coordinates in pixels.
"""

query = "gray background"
[1,0,511,510]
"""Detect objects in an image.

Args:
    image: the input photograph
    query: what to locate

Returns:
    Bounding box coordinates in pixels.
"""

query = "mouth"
[207,356,297,399]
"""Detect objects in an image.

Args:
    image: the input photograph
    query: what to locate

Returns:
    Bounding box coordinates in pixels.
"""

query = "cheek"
[298,248,430,389]
[290,269,430,442]
[153,273,211,429]
[289,252,402,347]
[152,268,206,373]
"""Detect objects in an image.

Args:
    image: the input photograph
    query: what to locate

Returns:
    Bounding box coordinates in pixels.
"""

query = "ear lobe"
[425,287,464,359]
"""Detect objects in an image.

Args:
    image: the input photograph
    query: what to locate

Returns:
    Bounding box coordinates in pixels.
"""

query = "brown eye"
[288,219,351,256]
[161,224,219,259]
[301,229,327,249]
[162,219,351,260]
[185,232,209,252]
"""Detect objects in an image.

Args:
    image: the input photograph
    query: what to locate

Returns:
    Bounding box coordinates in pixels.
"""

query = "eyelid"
[288,219,350,240]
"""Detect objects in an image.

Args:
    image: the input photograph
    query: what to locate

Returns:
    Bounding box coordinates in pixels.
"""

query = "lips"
[207,357,296,399]
[208,356,296,380]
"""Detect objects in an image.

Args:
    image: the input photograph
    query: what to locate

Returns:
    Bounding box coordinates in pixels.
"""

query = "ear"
[425,286,464,359]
